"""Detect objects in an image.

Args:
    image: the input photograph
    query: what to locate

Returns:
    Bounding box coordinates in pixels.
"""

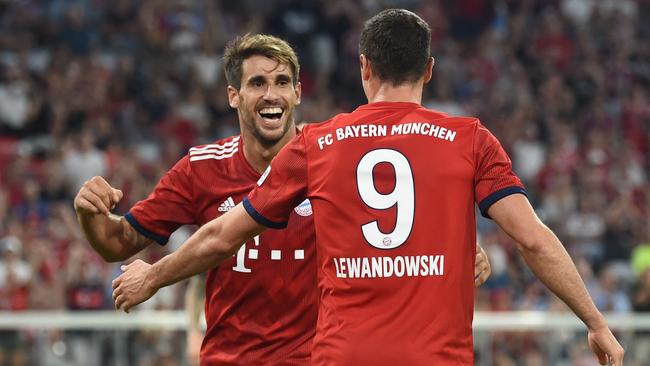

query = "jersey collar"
[355,101,422,111]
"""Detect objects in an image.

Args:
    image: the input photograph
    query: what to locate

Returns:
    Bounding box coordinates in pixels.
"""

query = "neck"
[240,126,297,174]
[366,80,424,105]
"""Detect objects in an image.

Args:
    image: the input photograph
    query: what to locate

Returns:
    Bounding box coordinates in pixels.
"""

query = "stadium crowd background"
[0,0,648,365]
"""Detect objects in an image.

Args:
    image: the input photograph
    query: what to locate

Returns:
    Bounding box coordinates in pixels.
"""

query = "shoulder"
[299,114,349,137]
[187,135,241,163]
[418,107,481,127]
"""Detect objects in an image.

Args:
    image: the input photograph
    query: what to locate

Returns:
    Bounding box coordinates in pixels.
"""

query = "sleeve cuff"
[478,186,528,219]
[242,197,288,229]
[124,212,169,245]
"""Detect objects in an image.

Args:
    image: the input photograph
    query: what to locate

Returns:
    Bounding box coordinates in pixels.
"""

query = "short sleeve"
[474,123,527,218]
[244,133,308,229]
[126,156,195,245]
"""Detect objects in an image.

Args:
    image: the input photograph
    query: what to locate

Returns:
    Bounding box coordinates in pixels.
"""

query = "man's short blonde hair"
[223,34,300,90]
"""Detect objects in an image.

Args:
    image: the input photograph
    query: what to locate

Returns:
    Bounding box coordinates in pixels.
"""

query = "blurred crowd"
[0,0,648,365]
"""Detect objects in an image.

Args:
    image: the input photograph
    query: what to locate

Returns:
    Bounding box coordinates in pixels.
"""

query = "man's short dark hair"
[359,9,432,86]
[223,34,300,90]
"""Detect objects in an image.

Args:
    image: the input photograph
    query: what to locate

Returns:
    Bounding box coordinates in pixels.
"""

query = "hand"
[74,176,123,215]
[474,243,491,287]
[112,259,158,313]
[588,326,624,365]
[187,330,204,366]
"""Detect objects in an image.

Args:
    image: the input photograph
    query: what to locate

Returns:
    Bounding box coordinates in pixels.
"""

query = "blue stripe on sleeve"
[478,186,528,219]
[242,197,288,229]
[124,212,169,245]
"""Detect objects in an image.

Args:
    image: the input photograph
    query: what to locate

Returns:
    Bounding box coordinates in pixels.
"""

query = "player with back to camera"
[74,33,493,365]
[111,9,624,366]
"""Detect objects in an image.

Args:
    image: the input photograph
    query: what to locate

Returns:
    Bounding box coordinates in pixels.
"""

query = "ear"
[294,82,302,106]
[227,85,239,108]
[360,54,372,81]
[423,57,435,84]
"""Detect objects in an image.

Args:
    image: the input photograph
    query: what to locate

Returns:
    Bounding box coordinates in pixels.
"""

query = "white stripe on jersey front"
[189,136,240,152]
[189,149,239,161]
[189,144,239,156]
[228,197,235,207]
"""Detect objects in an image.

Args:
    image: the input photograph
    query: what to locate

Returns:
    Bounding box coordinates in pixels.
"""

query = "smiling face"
[228,55,301,147]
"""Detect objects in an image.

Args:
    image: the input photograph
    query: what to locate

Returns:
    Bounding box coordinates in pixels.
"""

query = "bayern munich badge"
[294,199,313,216]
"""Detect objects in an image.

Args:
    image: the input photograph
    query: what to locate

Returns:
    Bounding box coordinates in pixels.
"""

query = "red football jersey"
[245,102,526,365]
[126,135,318,365]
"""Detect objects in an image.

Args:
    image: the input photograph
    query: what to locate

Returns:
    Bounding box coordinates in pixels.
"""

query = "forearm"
[517,227,606,330]
[148,221,240,290]
[77,212,140,262]
[489,195,608,330]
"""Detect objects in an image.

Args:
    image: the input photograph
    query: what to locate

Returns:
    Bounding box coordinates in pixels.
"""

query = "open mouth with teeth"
[258,107,284,122]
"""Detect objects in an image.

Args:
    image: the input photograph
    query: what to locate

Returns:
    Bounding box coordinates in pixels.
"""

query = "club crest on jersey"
[257,165,271,186]
[294,199,312,217]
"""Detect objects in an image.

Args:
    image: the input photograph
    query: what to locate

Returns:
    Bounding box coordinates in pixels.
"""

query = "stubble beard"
[241,107,295,148]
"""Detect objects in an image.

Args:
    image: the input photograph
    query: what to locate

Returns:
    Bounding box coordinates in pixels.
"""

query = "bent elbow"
[100,251,130,263]
[201,224,240,261]
[515,224,552,254]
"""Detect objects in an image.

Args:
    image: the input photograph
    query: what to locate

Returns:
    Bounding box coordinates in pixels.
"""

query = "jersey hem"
[478,186,528,219]
[242,197,288,229]
[124,212,169,245]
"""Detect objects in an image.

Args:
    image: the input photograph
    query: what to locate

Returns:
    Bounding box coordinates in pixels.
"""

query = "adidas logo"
[218,197,236,212]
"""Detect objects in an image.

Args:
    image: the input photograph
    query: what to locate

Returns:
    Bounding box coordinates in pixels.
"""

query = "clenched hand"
[74,176,123,215]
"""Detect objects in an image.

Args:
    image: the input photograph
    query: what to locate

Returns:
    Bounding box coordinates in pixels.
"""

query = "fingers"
[610,344,624,366]
[74,197,100,214]
[474,265,489,286]
[474,271,488,287]
[82,190,111,215]
[112,276,122,289]
[114,294,124,309]
[590,329,625,366]
[86,184,113,212]
[75,176,121,215]
[115,296,132,313]
[112,189,124,204]
[112,283,126,311]
[112,281,132,313]
[474,252,484,278]
[592,341,607,365]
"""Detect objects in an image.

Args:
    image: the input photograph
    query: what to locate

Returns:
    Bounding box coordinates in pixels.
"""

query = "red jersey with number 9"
[244,102,526,366]
[126,135,317,365]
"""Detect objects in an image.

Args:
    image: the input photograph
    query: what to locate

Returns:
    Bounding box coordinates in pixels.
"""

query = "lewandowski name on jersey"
[317,122,457,150]
[333,255,444,279]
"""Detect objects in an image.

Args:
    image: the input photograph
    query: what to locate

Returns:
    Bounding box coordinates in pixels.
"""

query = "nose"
[263,84,280,102]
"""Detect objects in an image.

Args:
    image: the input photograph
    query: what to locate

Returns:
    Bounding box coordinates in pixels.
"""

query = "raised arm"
[74,176,154,262]
[488,194,624,366]
[112,204,265,312]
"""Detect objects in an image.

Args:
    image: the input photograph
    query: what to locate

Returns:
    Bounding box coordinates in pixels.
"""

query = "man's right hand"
[588,325,624,365]
[74,176,123,215]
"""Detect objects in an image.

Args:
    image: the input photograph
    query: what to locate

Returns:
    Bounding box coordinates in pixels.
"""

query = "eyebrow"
[247,75,266,85]
[276,74,292,83]
[246,74,293,86]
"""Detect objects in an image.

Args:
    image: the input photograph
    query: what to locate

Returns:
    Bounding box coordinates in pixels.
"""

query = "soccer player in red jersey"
[112,9,624,366]
[74,35,316,365]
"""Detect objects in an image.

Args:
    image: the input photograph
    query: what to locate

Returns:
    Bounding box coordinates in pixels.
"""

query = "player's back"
[302,102,482,365]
